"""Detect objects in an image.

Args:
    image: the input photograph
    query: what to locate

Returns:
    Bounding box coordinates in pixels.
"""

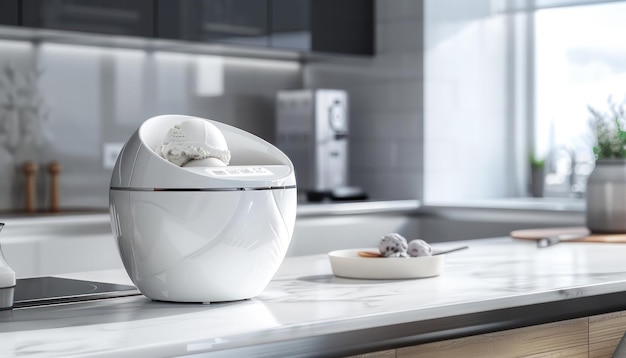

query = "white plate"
[328,248,444,280]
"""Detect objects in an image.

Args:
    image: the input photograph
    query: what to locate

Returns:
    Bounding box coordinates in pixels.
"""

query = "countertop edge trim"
[197,290,626,358]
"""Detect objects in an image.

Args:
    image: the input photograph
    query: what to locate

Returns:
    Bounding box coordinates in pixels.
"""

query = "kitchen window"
[534,1,626,196]
[424,0,626,202]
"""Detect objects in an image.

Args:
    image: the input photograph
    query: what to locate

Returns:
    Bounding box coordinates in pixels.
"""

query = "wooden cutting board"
[510,227,626,243]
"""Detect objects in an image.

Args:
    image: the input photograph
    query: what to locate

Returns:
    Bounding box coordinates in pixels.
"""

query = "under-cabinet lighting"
[0,39,33,52]
[225,56,301,72]
[0,25,302,62]
[152,50,190,64]
[40,42,104,57]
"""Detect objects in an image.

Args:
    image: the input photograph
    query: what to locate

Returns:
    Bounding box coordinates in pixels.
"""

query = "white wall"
[423,0,520,202]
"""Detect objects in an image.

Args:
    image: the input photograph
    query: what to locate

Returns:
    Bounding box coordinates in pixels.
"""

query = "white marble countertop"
[2,237,626,357]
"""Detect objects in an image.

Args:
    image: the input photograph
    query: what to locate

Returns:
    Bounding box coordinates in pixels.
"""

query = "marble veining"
[2,237,626,357]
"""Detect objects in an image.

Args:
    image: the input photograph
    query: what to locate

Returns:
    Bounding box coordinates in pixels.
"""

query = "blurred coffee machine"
[276,89,366,201]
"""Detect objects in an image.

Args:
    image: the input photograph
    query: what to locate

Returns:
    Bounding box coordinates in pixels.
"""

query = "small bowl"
[328,248,444,280]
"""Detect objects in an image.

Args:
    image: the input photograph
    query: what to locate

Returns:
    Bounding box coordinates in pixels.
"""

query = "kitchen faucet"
[568,149,580,196]
[546,146,583,197]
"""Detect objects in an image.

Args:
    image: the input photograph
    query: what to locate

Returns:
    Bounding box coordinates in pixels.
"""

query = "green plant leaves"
[589,97,626,159]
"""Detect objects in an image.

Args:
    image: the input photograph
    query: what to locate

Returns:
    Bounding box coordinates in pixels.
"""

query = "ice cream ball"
[183,157,227,167]
[407,239,432,257]
[386,251,410,258]
[378,233,409,257]
[156,119,231,167]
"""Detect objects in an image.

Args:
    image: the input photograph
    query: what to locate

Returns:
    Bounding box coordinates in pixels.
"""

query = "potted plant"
[586,97,626,233]
[529,152,545,197]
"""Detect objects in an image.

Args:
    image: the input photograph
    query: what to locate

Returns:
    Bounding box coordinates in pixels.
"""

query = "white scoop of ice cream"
[155,119,231,167]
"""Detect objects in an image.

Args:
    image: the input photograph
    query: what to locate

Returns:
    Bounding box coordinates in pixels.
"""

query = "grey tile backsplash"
[0,0,423,211]
[304,0,423,201]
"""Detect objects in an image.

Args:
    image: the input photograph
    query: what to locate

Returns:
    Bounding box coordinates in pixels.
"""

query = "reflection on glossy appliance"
[109,115,297,303]
[12,277,139,309]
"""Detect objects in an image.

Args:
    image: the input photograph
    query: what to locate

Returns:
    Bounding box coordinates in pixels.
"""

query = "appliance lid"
[110,115,297,191]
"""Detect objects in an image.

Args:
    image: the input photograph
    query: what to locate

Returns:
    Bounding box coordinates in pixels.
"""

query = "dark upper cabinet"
[158,0,373,55]
[157,0,269,48]
[269,0,374,56]
[10,0,373,56]
[269,0,310,51]
[21,0,154,37]
[0,0,19,26]
[310,0,374,56]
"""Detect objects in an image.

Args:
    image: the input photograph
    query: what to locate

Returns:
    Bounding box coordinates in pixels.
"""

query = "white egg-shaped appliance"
[109,114,297,303]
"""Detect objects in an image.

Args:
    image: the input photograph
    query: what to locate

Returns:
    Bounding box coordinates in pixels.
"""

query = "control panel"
[205,166,274,177]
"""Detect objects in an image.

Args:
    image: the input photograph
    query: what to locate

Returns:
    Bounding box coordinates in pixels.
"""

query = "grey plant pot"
[531,167,544,198]
[586,159,626,233]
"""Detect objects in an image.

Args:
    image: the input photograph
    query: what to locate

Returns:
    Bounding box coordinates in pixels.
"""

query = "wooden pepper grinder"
[22,161,38,213]
[47,161,61,212]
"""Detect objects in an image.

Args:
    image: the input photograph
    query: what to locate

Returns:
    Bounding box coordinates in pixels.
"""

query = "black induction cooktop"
[12,276,141,309]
